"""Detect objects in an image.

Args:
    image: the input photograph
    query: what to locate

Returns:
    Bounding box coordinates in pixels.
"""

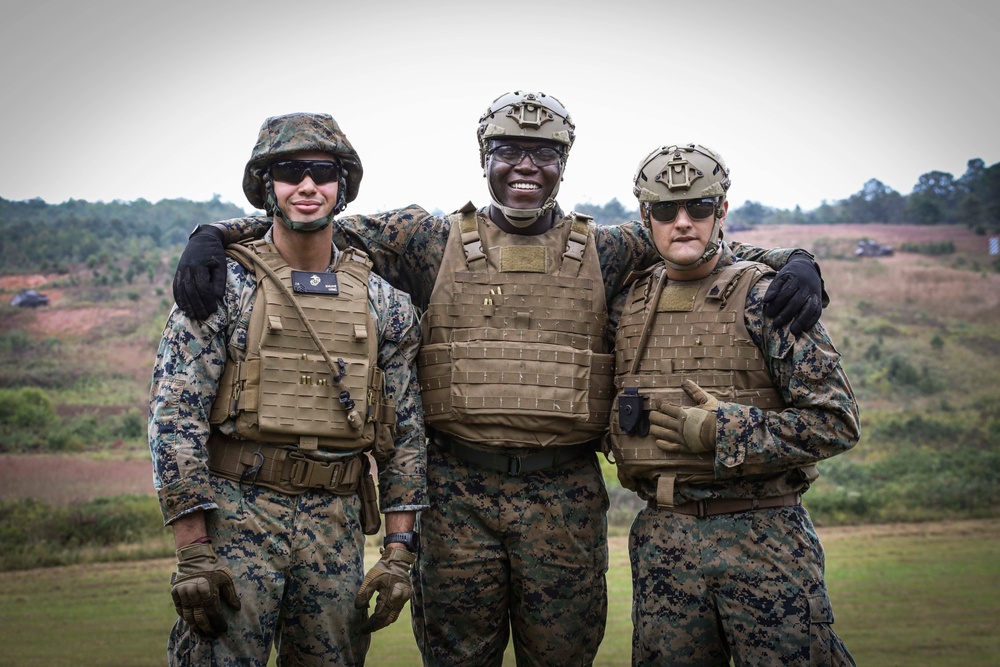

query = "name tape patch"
[292,271,339,295]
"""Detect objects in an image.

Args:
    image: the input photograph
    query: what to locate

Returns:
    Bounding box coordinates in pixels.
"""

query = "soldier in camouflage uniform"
[608,143,859,666]
[171,93,826,666]
[149,112,426,667]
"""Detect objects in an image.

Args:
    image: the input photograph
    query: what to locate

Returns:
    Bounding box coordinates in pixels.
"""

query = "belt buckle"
[288,452,310,488]
[507,454,523,475]
[289,452,342,491]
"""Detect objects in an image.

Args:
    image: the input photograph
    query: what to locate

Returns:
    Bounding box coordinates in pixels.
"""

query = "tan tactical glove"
[649,379,719,454]
[170,542,241,638]
[354,546,416,633]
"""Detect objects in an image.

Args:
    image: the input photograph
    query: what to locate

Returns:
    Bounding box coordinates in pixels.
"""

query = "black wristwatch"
[383,531,419,552]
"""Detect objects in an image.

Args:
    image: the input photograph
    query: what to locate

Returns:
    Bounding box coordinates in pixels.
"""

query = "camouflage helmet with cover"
[477,91,575,228]
[633,143,731,271]
[243,112,363,232]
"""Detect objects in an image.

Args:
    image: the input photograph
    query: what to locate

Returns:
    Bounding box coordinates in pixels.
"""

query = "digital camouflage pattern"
[149,232,425,665]
[205,207,804,664]
[629,506,855,667]
[411,446,609,667]
[609,244,859,666]
[168,476,371,666]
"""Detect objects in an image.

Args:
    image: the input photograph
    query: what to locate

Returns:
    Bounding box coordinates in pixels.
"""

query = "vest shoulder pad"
[623,264,660,290]
[337,246,374,272]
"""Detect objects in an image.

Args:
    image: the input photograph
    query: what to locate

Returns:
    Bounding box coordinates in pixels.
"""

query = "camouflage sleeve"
[713,276,860,478]
[595,220,661,303]
[148,259,255,525]
[209,215,271,243]
[333,205,447,311]
[728,241,803,271]
[369,275,427,513]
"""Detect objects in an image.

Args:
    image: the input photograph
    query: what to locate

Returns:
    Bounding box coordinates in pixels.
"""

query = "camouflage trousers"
[168,476,371,667]
[629,504,855,667]
[411,445,610,667]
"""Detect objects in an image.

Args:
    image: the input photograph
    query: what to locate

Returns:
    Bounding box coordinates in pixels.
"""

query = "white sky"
[1,0,997,216]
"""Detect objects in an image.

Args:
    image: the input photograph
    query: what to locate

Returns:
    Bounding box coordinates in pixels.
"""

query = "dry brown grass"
[0,454,154,505]
[732,223,1000,325]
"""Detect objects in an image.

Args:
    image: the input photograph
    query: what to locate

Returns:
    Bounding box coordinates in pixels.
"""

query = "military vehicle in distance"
[10,289,50,307]
[855,239,894,257]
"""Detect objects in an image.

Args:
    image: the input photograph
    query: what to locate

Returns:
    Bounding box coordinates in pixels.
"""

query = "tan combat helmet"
[633,143,731,271]
[477,91,575,227]
[243,112,363,232]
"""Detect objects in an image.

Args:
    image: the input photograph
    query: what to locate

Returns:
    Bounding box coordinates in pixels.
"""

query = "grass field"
[1,519,998,666]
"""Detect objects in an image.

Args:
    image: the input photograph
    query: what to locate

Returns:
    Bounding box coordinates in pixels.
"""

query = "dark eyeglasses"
[270,160,341,185]
[648,198,719,223]
[488,145,563,167]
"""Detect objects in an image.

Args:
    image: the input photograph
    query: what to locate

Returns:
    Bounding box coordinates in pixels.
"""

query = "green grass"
[1,520,997,666]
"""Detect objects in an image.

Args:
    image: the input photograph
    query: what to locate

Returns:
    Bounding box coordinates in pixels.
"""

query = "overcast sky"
[2,0,997,217]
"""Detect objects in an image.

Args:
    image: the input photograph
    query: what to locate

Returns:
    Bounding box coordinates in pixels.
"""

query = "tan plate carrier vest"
[209,239,395,453]
[418,204,615,448]
[609,260,803,506]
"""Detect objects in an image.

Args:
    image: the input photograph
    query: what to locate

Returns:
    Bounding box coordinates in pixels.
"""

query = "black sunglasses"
[648,197,718,222]
[488,145,563,167]
[270,160,341,185]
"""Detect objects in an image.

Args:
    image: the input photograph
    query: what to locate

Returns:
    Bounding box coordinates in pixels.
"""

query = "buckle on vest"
[619,387,650,436]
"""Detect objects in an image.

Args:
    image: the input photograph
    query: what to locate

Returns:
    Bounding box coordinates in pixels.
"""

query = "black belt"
[649,492,802,518]
[432,433,595,474]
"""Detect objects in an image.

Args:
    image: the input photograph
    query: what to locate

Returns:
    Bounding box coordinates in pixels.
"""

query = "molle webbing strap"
[459,210,487,270]
[423,308,604,338]
[656,474,675,509]
[424,271,603,335]
[558,217,591,278]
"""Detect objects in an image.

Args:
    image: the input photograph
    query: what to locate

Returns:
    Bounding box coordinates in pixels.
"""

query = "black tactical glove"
[648,380,719,454]
[763,251,824,337]
[172,225,227,321]
[170,542,241,638]
[354,546,416,633]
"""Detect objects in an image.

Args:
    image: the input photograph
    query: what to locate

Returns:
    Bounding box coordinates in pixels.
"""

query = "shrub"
[0,495,169,571]
[0,387,56,428]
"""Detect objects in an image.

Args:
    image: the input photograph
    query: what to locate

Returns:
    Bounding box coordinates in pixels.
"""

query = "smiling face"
[486,138,562,213]
[271,150,340,226]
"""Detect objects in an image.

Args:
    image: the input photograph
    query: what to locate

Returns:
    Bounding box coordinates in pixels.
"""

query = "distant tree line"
[575,158,1000,234]
[727,158,1000,233]
[0,196,247,275]
[3,154,998,276]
